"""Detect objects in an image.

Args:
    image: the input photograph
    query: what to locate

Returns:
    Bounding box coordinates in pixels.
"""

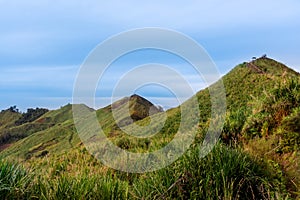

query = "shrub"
[15,108,49,126]
[276,107,300,152]
[243,78,300,139]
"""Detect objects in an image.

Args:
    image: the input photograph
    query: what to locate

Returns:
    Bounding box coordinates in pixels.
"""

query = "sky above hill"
[1,0,300,111]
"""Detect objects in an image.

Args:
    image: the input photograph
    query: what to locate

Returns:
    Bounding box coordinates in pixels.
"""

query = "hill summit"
[111,94,163,127]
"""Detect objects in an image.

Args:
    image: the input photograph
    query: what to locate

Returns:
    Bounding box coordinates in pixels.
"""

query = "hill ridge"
[1,56,299,198]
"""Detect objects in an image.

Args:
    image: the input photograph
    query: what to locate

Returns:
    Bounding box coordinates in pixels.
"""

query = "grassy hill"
[0,107,21,130]
[0,104,75,160]
[0,95,163,160]
[0,56,299,199]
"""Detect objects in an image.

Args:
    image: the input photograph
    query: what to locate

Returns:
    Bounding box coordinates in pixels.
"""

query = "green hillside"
[0,104,76,160]
[0,96,162,160]
[0,56,299,199]
[0,107,50,148]
[0,107,21,130]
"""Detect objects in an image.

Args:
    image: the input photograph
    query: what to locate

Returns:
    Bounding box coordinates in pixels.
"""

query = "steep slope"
[139,57,300,142]
[220,57,299,142]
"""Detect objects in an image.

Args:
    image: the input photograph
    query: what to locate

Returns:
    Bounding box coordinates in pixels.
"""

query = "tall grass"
[0,143,292,199]
[30,174,129,200]
[133,143,289,199]
[0,159,31,199]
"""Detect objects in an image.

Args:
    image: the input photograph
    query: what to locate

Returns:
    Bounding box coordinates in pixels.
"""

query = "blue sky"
[1,0,300,111]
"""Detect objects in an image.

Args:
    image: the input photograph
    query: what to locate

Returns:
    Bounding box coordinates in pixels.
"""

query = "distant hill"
[0,104,75,159]
[0,94,164,159]
[111,94,163,127]
[0,107,21,130]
